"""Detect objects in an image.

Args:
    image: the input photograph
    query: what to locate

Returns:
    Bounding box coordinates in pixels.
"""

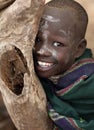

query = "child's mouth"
[38,61,53,67]
[36,60,54,71]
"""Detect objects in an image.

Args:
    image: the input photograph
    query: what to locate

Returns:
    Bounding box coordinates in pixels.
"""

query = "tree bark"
[0,0,52,130]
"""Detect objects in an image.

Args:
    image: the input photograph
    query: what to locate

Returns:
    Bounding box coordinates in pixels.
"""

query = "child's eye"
[53,42,63,47]
[35,36,41,43]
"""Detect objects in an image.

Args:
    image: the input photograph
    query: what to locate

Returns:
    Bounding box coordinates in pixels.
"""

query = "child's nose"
[36,45,51,56]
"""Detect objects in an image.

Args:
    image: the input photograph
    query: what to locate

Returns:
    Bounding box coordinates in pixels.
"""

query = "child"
[33,0,94,129]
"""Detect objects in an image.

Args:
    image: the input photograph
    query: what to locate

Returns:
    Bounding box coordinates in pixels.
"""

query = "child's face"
[33,7,82,78]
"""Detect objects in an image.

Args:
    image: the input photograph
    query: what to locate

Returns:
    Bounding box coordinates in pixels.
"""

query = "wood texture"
[0,0,52,130]
[0,0,15,10]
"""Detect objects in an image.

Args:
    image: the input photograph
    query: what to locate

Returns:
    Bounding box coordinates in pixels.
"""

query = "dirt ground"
[46,0,94,50]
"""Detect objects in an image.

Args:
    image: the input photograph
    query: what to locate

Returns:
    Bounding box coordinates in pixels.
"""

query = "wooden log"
[0,94,17,130]
[0,0,53,130]
[0,0,15,10]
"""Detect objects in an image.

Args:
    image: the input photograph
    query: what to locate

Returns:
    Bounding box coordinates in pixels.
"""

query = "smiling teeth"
[38,61,53,67]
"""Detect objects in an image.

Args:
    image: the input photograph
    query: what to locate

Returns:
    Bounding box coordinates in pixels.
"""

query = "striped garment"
[40,48,94,130]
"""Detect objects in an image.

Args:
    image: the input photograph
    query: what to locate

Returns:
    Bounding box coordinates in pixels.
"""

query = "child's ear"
[75,38,87,58]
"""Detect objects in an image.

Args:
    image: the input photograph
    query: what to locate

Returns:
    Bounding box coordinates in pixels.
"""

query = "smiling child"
[33,0,94,130]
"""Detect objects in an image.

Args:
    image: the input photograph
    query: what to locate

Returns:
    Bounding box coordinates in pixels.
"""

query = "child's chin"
[36,71,52,78]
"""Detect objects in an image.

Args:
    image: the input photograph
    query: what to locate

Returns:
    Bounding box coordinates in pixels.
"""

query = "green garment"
[40,48,94,130]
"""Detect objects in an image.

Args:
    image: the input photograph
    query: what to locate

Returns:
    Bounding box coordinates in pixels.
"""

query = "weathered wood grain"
[0,0,15,10]
[0,0,52,130]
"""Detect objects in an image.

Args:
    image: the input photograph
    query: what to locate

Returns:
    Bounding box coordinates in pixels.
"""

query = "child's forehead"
[39,6,80,40]
[41,7,77,30]
[42,14,60,23]
[42,6,77,22]
[39,16,74,39]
